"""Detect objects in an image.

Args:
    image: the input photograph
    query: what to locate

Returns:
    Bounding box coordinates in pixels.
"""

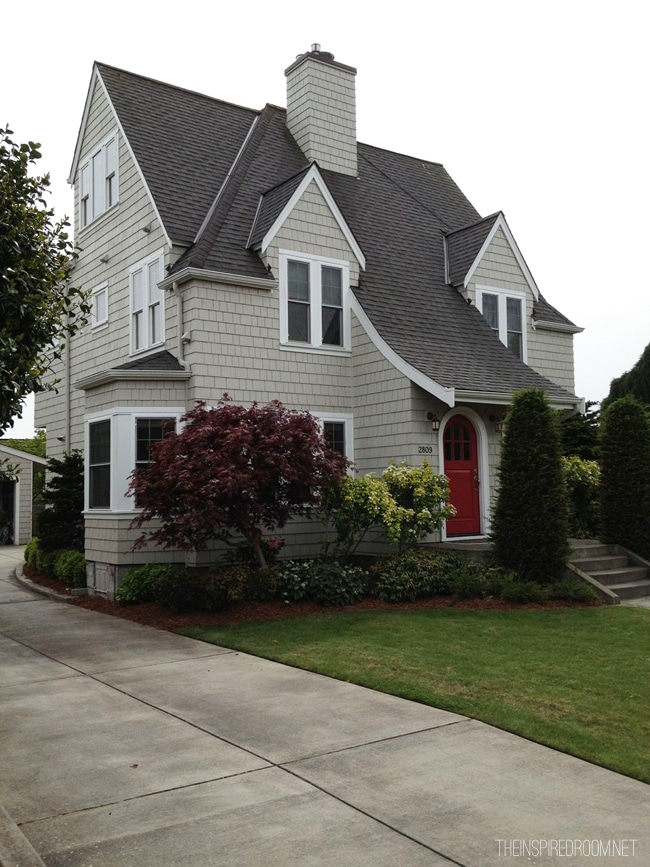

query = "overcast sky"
[3,0,647,437]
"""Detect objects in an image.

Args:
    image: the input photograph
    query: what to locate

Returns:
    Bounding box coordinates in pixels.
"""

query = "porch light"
[490,414,506,435]
[427,412,441,432]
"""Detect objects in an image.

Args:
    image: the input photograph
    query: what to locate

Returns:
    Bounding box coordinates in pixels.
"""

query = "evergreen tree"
[558,401,600,461]
[492,389,569,583]
[599,396,650,558]
[37,451,84,552]
[603,341,650,408]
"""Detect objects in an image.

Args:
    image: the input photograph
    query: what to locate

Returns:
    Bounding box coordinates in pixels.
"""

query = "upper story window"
[91,283,108,329]
[476,287,526,361]
[280,251,350,351]
[130,250,165,354]
[80,132,118,228]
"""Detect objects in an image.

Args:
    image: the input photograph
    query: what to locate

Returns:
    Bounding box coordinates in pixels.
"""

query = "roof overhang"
[0,445,47,465]
[532,319,584,334]
[75,368,192,392]
[160,267,277,292]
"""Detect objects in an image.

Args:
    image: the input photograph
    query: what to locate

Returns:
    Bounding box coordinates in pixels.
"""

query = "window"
[79,133,118,228]
[91,283,108,328]
[313,414,353,464]
[89,420,111,509]
[135,418,175,470]
[323,421,346,455]
[130,251,164,353]
[280,251,350,350]
[476,287,526,360]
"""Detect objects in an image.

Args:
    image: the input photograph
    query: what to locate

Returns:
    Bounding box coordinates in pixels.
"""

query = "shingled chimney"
[285,44,357,177]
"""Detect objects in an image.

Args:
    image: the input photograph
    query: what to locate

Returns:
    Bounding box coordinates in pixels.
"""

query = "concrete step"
[589,566,650,586]
[570,542,617,559]
[572,555,629,573]
[606,580,650,600]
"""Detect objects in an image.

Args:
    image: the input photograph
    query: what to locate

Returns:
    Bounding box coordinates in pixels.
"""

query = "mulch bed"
[20,566,597,632]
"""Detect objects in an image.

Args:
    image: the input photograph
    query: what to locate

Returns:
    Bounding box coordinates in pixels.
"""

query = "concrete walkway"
[1,549,648,866]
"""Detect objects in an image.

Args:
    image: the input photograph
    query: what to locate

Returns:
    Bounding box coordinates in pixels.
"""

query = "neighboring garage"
[0,444,47,545]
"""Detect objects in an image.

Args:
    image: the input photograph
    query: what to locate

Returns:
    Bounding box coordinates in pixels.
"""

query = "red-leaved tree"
[128,397,349,566]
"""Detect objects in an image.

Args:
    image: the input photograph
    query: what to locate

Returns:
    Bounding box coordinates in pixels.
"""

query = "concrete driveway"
[1,548,648,866]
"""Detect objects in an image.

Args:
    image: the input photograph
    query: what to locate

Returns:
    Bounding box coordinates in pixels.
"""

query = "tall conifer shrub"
[492,389,569,583]
[599,396,650,558]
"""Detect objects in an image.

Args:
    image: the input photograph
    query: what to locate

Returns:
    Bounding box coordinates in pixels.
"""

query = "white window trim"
[90,282,109,330]
[129,248,166,356]
[84,407,185,513]
[79,129,119,230]
[311,411,354,466]
[475,285,528,362]
[279,250,351,352]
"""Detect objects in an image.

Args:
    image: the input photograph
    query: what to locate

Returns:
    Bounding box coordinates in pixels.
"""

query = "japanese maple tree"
[128,397,349,565]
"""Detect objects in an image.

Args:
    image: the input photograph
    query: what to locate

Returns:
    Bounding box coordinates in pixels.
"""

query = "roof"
[94,64,578,402]
[0,444,47,465]
[114,350,185,371]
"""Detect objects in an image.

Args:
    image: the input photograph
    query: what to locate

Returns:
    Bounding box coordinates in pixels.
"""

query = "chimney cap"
[285,46,357,77]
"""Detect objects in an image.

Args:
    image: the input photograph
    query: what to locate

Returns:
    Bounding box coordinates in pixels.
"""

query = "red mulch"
[20,566,598,631]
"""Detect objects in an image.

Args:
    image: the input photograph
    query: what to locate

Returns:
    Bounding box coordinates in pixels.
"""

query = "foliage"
[497,574,549,604]
[275,559,368,606]
[558,402,600,461]
[0,430,46,458]
[599,396,650,558]
[24,537,40,568]
[116,564,172,605]
[0,431,46,501]
[129,397,349,566]
[562,455,601,538]
[37,451,84,552]
[547,579,598,604]
[218,565,280,603]
[222,536,284,567]
[492,389,570,583]
[322,461,455,556]
[0,127,88,430]
[151,568,230,613]
[0,458,20,482]
[53,549,87,588]
[36,547,57,578]
[604,341,650,408]
[370,548,464,602]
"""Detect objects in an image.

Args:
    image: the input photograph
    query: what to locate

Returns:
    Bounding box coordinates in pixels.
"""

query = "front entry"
[443,415,481,536]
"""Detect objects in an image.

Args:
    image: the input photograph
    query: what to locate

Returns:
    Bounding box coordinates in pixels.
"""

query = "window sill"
[279,342,351,357]
[78,202,120,236]
[128,342,165,359]
[90,321,109,333]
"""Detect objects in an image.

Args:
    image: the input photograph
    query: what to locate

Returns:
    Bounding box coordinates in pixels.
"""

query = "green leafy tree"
[603,341,650,408]
[492,389,569,583]
[599,396,650,558]
[37,451,85,552]
[0,127,88,431]
[558,401,600,461]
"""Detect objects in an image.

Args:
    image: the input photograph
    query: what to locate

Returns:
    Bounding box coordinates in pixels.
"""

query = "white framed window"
[90,283,108,329]
[79,131,118,228]
[312,412,354,464]
[279,251,350,352]
[476,286,527,361]
[84,408,184,513]
[130,250,165,354]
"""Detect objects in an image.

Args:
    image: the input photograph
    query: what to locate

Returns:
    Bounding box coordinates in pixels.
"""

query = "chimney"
[285,44,357,177]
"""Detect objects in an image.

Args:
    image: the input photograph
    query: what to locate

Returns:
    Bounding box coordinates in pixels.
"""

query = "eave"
[160,267,277,292]
[74,368,192,392]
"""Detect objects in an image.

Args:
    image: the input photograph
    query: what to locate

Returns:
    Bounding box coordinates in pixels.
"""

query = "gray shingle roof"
[98,64,578,402]
[445,214,500,286]
[114,350,184,371]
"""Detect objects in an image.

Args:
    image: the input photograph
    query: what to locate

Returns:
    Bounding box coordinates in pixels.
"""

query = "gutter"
[74,368,191,391]
[159,267,276,292]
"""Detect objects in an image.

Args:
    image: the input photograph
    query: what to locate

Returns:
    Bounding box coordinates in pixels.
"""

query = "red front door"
[443,415,481,536]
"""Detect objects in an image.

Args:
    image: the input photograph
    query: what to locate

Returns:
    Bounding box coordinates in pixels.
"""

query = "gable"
[468,225,536,297]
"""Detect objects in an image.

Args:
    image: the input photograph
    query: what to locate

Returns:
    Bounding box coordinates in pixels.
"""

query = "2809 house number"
[418,445,433,454]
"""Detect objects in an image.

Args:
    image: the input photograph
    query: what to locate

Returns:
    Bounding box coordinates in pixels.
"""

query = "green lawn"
[178,606,650,782]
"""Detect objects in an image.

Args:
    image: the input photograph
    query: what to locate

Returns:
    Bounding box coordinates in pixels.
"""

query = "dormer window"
[476,286,526,361]
[79,132,118,228]
[280,251,350,352]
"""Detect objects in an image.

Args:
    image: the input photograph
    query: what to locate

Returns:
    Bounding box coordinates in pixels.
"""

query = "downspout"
[174,282,189,369]
[64,314,71,448]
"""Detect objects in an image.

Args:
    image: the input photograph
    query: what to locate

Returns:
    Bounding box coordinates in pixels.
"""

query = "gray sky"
[3,0,648,437]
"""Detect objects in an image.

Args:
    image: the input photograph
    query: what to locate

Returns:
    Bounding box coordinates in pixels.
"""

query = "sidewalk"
[1,550,648,866]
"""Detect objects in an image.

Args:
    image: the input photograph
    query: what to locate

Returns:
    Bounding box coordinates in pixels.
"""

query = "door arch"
[443,414,481,536]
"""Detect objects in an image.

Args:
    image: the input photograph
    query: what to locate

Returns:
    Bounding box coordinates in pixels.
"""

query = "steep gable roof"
[95,63,259,246]
[90,64,579,405]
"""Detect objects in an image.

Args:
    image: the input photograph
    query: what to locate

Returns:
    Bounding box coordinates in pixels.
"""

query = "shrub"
[450,564,500,600]
[371,549,466,602]
[54,549,87,589]
[24,537,40,569]
[492,389,570,583]
[36,547,57,578]
[37,451,84,552]
[548,579,598,604]
[152,568,229,612]
[219,565,280,603]
[599,397,650,559]
[562,456,601,538]
[116,564,172,605]
[322,462,455,557]
[497,574,549,604]
[308,560,368,606]
[276,560,313,604]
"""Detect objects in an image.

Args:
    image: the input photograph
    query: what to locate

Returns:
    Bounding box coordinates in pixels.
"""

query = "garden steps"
[569,541,650,603]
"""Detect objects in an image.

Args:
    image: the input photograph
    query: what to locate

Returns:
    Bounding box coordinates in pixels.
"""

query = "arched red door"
[443,415,481,536]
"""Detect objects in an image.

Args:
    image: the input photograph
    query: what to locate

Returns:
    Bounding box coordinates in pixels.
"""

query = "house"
[36,45,583,597]
[0,444,47,545]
